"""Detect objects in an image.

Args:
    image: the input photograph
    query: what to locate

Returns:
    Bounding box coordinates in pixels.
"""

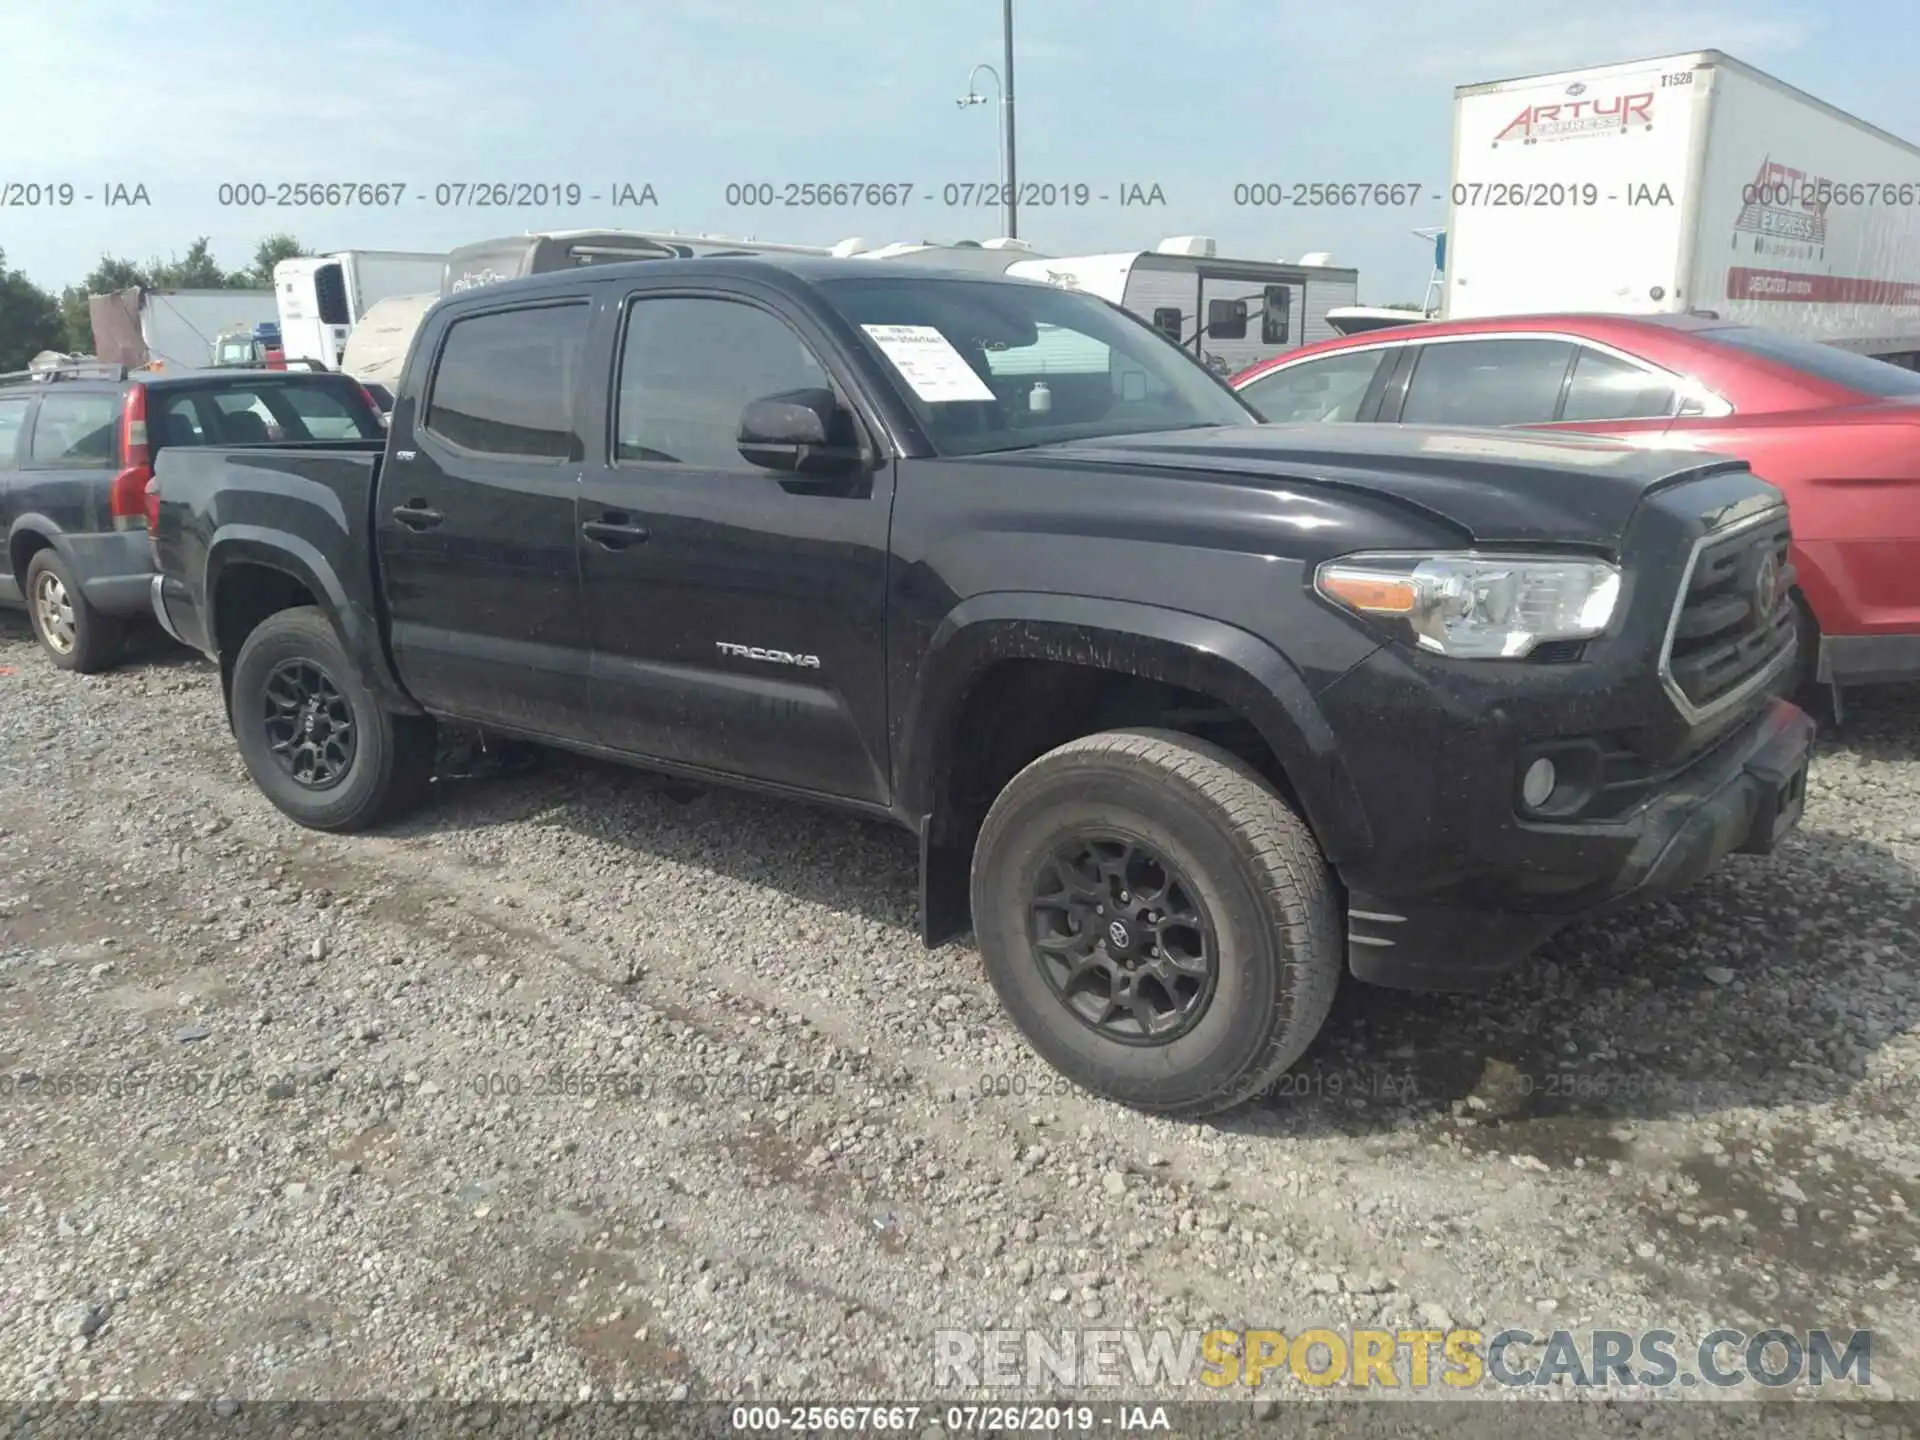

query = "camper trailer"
[274,250,448,371]
[997,239,1360,374]
[338,292,438,393]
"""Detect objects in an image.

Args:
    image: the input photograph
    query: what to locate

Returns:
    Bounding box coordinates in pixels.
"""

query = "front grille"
[1660,506,1795,720]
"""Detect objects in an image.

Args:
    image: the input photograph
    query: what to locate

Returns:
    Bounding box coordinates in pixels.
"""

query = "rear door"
[15,388,122,535]
[0,392,35,603]
[375,295,594,735]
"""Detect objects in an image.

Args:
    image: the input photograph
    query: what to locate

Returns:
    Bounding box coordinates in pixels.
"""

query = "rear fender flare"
[206,528,422,716]
[6,516,78,587]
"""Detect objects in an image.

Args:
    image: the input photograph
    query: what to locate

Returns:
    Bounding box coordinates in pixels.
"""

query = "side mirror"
[1206,298,1248,340]
[737,387,863,474]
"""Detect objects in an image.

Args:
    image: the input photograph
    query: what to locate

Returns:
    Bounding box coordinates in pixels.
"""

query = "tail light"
[264,344,287,371]
[109,382,152,531]
[354,382,387,426]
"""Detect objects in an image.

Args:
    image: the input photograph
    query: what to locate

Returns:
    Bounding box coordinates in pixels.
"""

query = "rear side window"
[1400,338,1576,426]
[1692,325,1920,397]
[0,396,32,463]
[155,381,382,447]
[1560,348,1678,421]
[28,391,120,465]
[426,303,590,459]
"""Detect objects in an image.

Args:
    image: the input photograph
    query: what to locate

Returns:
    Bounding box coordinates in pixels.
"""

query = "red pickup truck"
[1232,313,1920,716]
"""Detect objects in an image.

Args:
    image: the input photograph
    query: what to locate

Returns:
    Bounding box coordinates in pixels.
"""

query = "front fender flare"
[898,592,1374,864]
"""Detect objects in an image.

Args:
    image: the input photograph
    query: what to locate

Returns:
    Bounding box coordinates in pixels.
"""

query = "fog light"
[1522,757,1557,809]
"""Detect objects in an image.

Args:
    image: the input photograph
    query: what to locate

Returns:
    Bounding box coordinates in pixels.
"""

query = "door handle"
[581,516,651,548]
[390,501,442,530]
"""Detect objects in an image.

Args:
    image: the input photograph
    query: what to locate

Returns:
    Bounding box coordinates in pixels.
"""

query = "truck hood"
[1043,423,1751,549]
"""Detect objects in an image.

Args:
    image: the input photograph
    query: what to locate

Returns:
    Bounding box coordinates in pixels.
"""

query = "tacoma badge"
[716,642,822,669]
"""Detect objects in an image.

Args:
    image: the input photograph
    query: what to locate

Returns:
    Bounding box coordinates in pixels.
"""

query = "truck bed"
[149,441,399,702]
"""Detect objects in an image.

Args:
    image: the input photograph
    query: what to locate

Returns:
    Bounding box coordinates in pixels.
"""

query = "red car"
[1231,314,1920,704]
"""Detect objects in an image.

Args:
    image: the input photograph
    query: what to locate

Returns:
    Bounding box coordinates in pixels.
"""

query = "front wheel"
[971,728,1341,1118]
[229,606,435,831]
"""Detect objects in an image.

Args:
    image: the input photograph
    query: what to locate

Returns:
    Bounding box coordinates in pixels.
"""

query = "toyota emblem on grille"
[1752,551,1780,618]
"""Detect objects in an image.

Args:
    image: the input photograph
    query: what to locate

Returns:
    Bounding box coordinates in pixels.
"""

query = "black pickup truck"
[149,257,1814,1116]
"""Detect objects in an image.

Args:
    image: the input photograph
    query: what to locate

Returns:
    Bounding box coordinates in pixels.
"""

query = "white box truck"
[274,250,447,370]
[1443,50,1920,361]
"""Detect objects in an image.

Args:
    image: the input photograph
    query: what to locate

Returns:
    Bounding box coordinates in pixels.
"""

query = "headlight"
[1314,552,1621,659]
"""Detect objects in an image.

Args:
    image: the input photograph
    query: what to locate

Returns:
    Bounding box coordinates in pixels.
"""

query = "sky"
[0,0,1904,303]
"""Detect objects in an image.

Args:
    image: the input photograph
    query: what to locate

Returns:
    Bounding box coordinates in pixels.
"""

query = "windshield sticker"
[861,324,996,403]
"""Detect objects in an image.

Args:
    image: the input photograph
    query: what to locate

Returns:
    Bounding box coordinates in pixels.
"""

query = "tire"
[24,549,123,673]
[1788,594,1841,729]
[229,606,435,831]
[971,727,1341,1118]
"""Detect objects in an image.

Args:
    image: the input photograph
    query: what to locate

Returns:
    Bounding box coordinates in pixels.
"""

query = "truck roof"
[436,255,1061,306]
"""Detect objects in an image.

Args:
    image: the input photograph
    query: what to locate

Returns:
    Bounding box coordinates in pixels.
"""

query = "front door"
[375,296,593,735]
[575,287,894,804]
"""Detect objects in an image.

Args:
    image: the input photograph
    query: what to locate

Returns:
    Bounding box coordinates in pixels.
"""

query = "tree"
[235,233,305,288]
[51,236,304,352]
[147,237,228,289]
[0,248,67,370]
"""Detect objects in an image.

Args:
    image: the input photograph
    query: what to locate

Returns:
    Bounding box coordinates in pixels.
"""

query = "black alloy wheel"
[1028,830,1219,1044]
[262,658,357,789]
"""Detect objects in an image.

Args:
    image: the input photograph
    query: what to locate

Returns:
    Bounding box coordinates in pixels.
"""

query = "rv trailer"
[1000,238,1361,373]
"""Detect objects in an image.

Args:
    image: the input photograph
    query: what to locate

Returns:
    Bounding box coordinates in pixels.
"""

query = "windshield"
[819,275,1256,455]
[1692,325,1920,397]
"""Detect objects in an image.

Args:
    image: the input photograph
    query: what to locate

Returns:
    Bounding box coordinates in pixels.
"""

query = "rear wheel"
[25,549,123,673]
[230,606,435,831]
[971,728,1341,1118]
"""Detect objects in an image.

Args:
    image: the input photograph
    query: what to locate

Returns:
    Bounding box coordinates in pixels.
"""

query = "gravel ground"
[0,612,1916,1430]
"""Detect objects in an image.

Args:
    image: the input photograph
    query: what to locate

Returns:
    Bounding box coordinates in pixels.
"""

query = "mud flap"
[919,822,972,949]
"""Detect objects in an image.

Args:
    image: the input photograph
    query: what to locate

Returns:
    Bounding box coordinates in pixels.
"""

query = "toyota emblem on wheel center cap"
[1107,918,1132,949]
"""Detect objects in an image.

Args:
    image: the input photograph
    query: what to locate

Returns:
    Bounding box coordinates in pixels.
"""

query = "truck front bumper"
[1338,698,1814,992]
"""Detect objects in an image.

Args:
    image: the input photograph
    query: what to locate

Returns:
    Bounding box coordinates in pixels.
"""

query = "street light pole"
[959,64,1006,227]
[1001,0,1017,239]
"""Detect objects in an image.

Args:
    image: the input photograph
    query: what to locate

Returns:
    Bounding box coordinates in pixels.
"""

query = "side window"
[0,397,32,464]
[156,395,208,448]
[1237,350,1389,423]
[1399,338,1577,426]
[1260,286,1293,346]
[213,390,282,443]
[263,384,379,441]
[425,302,589,459]
[28,392,121,465]
[1561,347,1678,422]
[616,296,833,468]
